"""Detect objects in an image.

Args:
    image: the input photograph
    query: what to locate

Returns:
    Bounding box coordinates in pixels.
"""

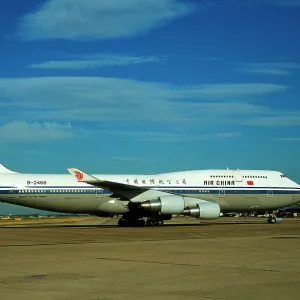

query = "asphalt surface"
[0,217,299,300]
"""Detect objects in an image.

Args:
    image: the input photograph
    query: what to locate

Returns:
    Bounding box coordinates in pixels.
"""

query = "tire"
[146,219,157,226]
[157,220,164,226]
[118,219,128,227]
[137,219,145,227]
[267,217,277,224]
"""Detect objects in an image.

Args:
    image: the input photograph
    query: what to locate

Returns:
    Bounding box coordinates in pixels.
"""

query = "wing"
[67,168,150,200]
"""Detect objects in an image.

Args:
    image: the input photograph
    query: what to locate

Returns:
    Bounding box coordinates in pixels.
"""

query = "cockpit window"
[280,174,287,178]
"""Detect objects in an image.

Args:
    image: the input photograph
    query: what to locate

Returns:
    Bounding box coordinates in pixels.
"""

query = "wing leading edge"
[67,168,148,199]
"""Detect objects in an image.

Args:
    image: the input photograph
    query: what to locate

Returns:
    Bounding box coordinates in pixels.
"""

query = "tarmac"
[0,217,299,300]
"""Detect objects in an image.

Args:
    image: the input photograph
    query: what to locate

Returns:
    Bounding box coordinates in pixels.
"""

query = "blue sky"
[1,0,300,213]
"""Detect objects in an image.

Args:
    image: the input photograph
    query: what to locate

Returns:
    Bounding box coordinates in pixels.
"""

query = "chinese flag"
[247,180,254,185]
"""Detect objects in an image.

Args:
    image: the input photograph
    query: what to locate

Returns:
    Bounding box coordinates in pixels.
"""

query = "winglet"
[67,168,99,183]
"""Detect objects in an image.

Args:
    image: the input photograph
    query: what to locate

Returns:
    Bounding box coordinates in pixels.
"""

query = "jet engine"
[140,195,185,214]
[140,195,220,219]
[183,202,220,219]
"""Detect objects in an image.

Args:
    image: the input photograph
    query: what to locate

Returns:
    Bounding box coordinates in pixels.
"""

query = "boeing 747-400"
[0,163,299,226]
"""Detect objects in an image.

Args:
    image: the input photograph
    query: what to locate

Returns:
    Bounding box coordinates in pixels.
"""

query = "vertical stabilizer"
[0,164,17,173]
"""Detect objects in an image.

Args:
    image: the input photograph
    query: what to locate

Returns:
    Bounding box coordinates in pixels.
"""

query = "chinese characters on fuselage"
[126,179,187,185]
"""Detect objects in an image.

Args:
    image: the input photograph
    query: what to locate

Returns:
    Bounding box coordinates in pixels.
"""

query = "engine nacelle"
[183,202,220,219]
[140,195,185,215]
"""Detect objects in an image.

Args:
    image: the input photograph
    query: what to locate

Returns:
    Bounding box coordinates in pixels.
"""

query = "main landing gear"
[118,218,145,227]
[146,218,164,227]
[117,215,164,227]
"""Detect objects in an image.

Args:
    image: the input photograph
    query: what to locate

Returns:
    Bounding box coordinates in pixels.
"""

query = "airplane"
[278,202,300,215]
[0,163,299,227]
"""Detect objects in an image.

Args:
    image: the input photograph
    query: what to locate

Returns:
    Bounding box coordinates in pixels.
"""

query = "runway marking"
[198,232,297,257]
[0,233,299,250]
[91,257,300,274]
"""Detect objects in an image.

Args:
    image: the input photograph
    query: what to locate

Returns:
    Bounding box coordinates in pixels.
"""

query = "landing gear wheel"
[157,220,164,226]
[118,218,128,227]
[268,216,277,224]
[136,219,145,227]
[146,218,164,226]
[146,219,156,226]
[118,218,145,227]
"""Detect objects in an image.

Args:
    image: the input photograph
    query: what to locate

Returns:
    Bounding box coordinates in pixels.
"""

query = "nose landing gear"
[267,212,280,224]
[117,215,165,227]
[267,216,277,224]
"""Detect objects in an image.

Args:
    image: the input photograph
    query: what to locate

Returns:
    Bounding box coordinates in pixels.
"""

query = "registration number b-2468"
[27,180,47,185]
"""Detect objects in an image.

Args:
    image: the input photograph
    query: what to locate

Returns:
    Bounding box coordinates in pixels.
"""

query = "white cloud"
[182,83,287,98]
[0,76,296,143]
[19,0,195,40]
[0,121,82,141]
[0,77,287,127]
[28,54,167,69]
[136,132,241,142]
[98,130,242,142]
[0,120,241,143]
[235,63,300,76]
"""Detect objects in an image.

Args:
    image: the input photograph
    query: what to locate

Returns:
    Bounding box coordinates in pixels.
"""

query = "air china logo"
[74,171,83,180]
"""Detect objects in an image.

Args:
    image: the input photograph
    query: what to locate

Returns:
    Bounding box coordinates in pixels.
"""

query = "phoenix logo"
[74,171,84,180]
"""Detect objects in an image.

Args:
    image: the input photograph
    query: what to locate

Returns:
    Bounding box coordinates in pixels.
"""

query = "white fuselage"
[0,169,299,214]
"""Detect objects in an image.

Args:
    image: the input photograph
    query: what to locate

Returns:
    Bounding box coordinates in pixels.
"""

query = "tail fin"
[0,164,17,173]
[67,168,99,182]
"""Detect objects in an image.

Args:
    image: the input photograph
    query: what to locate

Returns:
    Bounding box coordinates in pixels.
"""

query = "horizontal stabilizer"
[0,164,17,173]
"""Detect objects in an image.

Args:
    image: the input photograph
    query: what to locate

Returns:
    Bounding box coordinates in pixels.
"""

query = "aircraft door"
[96,189,104,198]
[219,187,225,198]
[267,188,273,198]
[232,170,243,182]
